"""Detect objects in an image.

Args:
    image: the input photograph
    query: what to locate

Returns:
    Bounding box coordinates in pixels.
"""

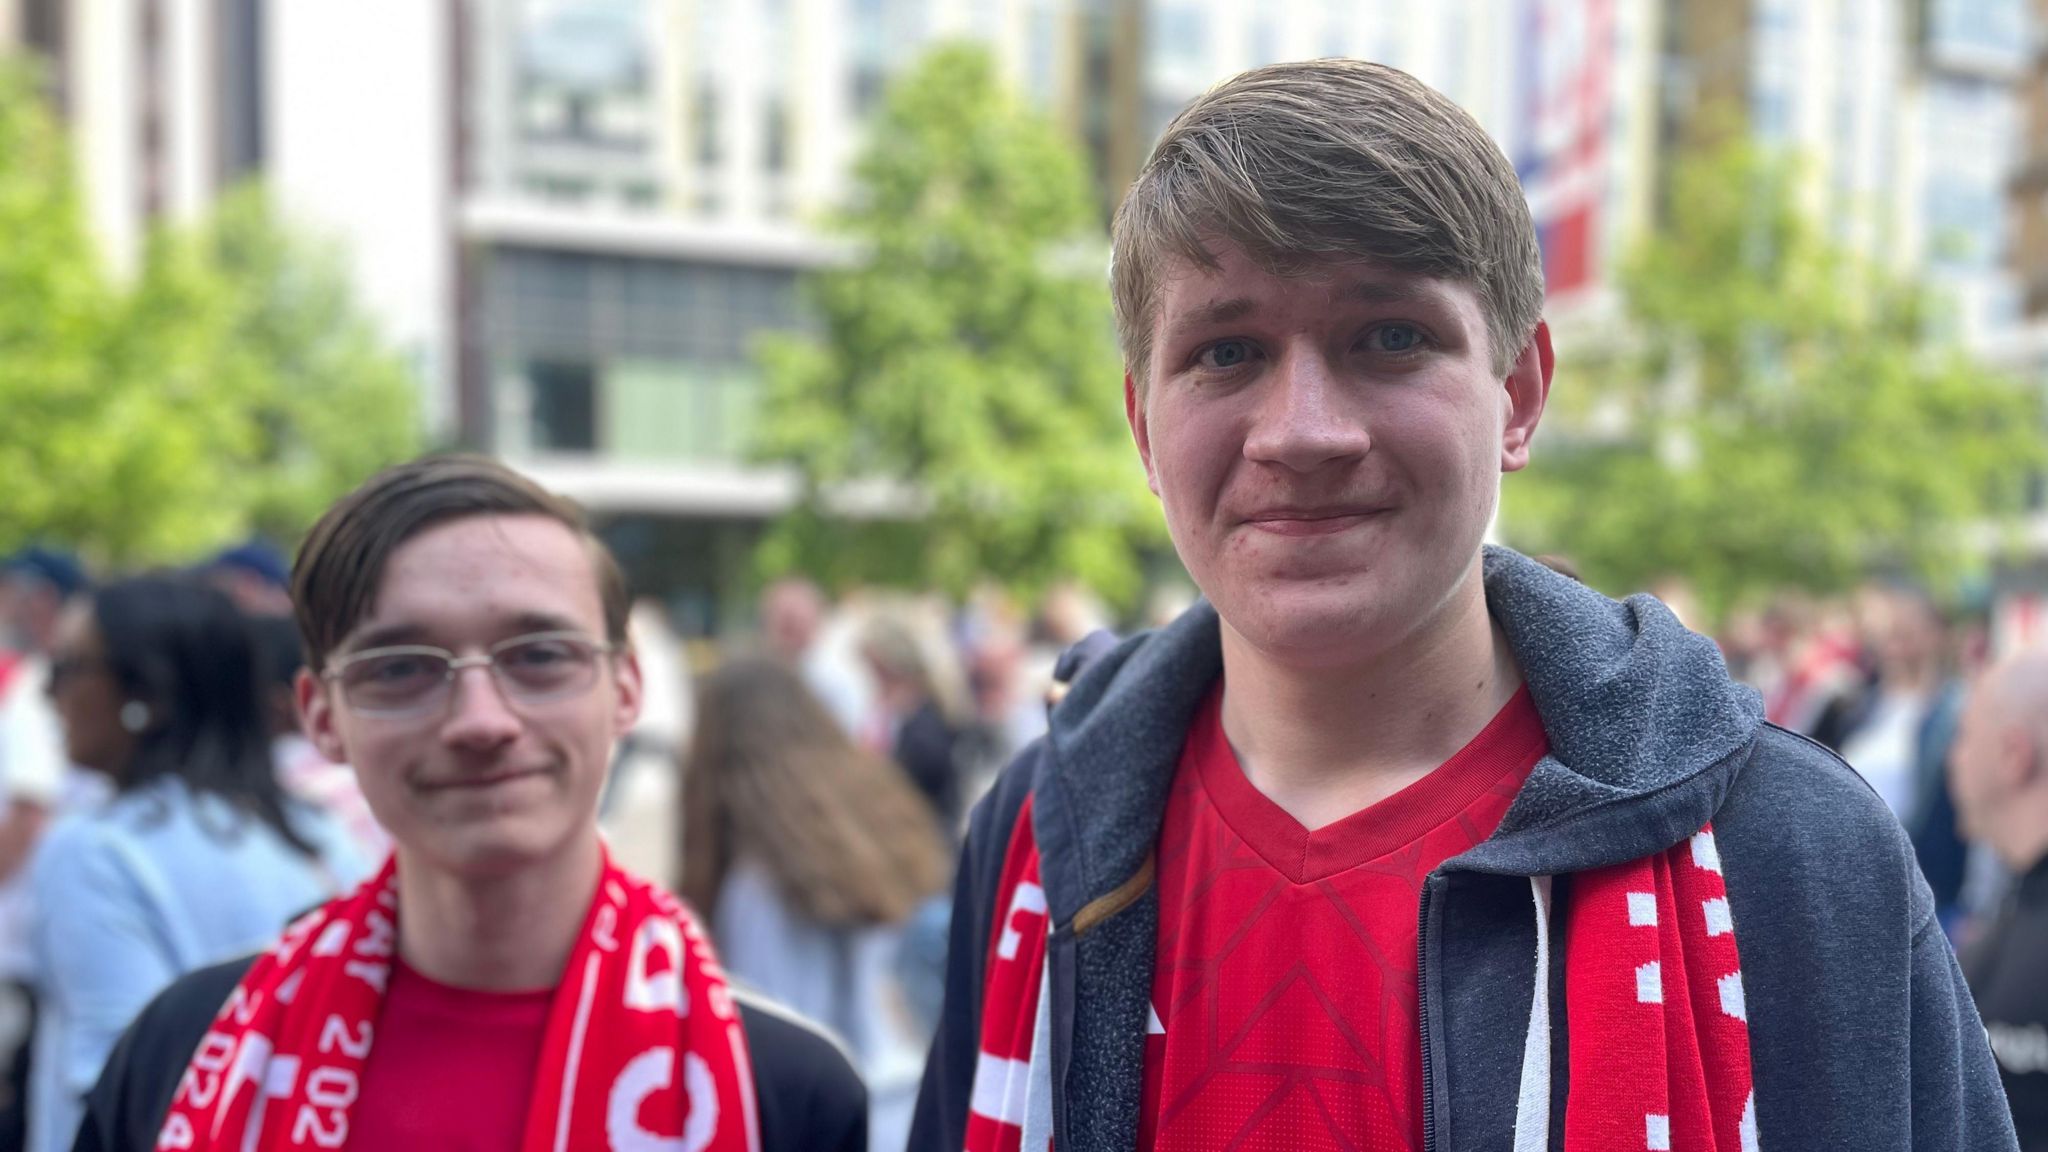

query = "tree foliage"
[1503,142,2044,616]
[752,44,1161,606]
[0,59,419,566]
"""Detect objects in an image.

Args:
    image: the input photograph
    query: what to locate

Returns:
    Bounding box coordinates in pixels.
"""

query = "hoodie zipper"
[1417,872,1441,1152]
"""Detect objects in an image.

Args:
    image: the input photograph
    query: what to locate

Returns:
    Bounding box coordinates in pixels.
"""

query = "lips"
[419,766,550,792]
[1243,507,1389,536]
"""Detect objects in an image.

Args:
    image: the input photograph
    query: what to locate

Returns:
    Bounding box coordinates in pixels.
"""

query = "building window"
[513,0,653,152]
[851,0,892,116]
[528,360,598,452]
[764,96,789,173]
[694,83,722,166]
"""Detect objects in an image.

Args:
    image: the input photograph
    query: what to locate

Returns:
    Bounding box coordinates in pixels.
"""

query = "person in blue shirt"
[26,575,368,1152]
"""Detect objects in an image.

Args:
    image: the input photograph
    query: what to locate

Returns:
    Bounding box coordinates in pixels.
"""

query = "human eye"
[1360,323,1429,355]
[497,636,594,687]
[341,651,444,701]
[1192,338,1262,372]
[501,637,580,667]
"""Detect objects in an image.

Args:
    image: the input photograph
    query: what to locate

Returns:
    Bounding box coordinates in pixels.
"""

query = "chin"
[1219,583,1408,668]
[425,817,582,879]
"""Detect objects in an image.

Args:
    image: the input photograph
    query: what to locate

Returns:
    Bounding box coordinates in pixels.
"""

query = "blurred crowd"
[0,537,1188,1152]
[4,536,2048,1150]
[1716,582,2004,936]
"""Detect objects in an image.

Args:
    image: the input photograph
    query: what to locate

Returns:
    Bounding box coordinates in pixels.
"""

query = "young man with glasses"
[72,455,865,1151]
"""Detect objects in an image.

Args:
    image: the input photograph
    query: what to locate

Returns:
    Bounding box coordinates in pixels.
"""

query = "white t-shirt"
[1840,689,1929,822]
[0,656,66,980]
[0,656,63,806]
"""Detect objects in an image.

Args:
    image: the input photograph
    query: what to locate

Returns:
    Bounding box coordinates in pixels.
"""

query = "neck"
[1218,562,1522,831]
[1994,801,2048,879]
[394,831,603,991]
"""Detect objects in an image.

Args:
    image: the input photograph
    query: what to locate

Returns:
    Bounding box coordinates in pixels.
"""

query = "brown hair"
[1111,58,1545,384]
[680,657,949,928]
[292,454,629,669]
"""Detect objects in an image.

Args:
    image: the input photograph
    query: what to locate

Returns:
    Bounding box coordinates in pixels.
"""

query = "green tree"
[0,59,116,550]
[1503,142,2043,616]
[185,185,422,543]
[0,58,419,565]
[752,44,1160,606]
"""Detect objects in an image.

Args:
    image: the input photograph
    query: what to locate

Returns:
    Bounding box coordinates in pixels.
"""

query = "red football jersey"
[1140,684,1548,1152]
[349,960,551,1151]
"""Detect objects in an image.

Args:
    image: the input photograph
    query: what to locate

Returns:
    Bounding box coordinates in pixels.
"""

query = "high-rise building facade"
[1664,0,2027,352]
[11,0,2028,622]
[2010,0,2048,320]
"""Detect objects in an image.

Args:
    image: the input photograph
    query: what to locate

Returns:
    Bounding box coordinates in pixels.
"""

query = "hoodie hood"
[1031,545,1765,926]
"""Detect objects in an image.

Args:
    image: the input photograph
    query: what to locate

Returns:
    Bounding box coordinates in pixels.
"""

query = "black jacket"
[910,546,2017,1151]
[1964,855,2048,1151]
[72,955,866,1152]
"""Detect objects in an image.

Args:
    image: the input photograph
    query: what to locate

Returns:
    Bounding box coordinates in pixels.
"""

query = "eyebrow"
[1341,279,1451,307]
[1164,279,1454,346]
[339,611,589,657]
[342,623,434,654]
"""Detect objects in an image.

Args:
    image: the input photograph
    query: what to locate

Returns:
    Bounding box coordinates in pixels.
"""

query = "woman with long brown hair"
[680,656,949,1144]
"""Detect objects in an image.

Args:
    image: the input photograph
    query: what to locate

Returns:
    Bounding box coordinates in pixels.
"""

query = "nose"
[1241,347,1370,473]
[439,664,521,751]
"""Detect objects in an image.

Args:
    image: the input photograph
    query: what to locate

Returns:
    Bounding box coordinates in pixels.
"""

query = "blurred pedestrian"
[1816,585,1973,926]
[246,613,389,864]
[67,456,863,1152]
[681,656,949,1150]
[0,549,95,1150]
[199,540,295,618]
[961,621,1041,777]
[599,598,694,881]
[761,577,872,736]
[1951,646,2048,1150]
[27,576,368,1152]
[860,611,969,837]
[1751,594,1833,732]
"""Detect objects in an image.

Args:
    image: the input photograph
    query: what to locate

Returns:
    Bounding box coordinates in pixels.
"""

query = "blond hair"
[1110,58,1544,383]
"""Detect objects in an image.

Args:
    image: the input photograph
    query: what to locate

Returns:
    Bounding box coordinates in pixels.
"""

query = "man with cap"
[201,540,295,618]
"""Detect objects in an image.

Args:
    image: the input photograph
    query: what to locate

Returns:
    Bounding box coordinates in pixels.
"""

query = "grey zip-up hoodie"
[909,547,2018,1151]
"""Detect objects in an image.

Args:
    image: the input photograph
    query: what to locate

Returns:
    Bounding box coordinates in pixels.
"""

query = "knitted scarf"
[966,800,1757,1151]
[156,853,758,1152]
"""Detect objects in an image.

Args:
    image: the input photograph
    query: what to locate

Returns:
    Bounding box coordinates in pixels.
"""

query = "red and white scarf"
[965,803,1757,1152]
[1546,828,1758,1150]
[156,853,759,1152]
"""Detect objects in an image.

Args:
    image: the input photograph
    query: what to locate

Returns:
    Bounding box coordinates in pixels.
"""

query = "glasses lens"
[340,651,448,714]
[493,636,601,700]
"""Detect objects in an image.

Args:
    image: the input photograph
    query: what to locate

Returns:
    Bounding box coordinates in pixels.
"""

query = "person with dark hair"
[681,656,950,1149]
[246,613,387,863]
[25,576,367,1152]
[860,611,969,837]
[71,455,864,1152]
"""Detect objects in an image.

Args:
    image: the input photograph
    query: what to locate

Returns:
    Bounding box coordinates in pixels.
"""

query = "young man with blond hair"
[910,60,2016,1151]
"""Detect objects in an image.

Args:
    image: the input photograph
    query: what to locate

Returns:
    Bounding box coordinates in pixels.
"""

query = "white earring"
[119,701,150,733]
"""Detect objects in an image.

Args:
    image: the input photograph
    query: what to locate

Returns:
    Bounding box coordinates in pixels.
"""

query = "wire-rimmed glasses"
[322,631,619,719]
